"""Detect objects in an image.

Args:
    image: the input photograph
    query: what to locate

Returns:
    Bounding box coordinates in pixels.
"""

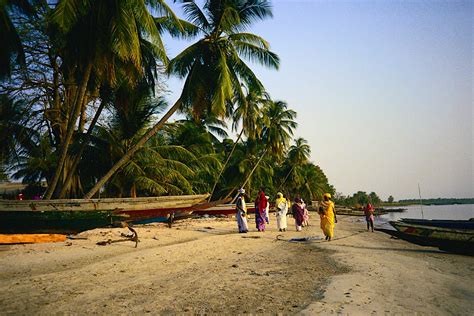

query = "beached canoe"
[335,208,387,217]
[192,203,256,216]
[0,194,209,234]
[398,218,474,229]
[389,220,474,253]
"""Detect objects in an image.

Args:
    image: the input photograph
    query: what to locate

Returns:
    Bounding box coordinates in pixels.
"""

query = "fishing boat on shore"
[397,218,474,229]
[335,207,387,217]
[0,194,209,234]
[192,203,256,216]
[389,219,474,253]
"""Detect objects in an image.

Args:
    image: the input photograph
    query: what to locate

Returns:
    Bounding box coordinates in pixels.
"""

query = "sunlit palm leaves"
[169,0,279,118]
[261,100,297,158]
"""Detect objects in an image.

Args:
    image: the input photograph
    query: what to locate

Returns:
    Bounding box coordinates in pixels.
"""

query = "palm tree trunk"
[230,148,268,203]
[58,99,107,198]
[208,128,244,201]
[44,63,93,199]
[278,166,295,191]
[83,98,183,199]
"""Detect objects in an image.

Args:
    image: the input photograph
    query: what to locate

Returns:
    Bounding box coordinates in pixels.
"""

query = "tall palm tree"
[239,100,297,192]
[208,89,269,200]
[278,137,311,189]
[43,0,179,199]
[84,0,279,199]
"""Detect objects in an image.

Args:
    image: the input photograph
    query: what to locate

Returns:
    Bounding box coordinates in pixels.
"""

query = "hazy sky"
[163,0,473,200]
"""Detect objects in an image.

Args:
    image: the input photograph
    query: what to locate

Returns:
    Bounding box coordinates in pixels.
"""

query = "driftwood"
[96,224,139,248]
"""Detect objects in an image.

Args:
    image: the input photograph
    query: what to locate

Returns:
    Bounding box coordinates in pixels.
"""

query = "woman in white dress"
[275,192,288,232]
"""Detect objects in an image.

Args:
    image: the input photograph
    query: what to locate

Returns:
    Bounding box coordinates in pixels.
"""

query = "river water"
[374,204,474,229]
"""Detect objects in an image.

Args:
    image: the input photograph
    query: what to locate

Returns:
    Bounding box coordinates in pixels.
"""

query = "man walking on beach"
[364,203,375,232]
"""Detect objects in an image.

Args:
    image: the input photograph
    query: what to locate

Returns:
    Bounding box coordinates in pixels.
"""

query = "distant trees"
[387,195,395,203]
[335,191,382,207]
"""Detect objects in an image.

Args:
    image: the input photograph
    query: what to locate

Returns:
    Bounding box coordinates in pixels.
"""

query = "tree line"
[334,191,383,208]
[0,0,334,202]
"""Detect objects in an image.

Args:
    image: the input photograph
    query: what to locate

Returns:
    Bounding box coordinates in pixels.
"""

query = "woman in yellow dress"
[320,193,337,241]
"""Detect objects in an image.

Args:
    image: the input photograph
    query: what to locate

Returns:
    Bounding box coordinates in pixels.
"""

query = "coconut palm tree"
[278,137,311,189]
[238,100,297,193]
[44,0,179,198]
[0,0,37,79]
[297,163,333,203]
[84,0,279,199]
[208,89,269,200]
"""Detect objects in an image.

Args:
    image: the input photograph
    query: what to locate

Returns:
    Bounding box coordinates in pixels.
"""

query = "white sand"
[0,215,472,315]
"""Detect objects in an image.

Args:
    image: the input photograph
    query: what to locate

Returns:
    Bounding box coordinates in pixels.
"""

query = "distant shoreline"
[382,198,474,207]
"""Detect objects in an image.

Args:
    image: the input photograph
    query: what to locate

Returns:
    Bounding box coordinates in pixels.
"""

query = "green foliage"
[336,191,382,207]
[0,0,337,201]
[169,0,279,119]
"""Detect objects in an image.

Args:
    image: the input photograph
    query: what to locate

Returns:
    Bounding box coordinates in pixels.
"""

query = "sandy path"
[0,216,473,315]
[301,217,474,315]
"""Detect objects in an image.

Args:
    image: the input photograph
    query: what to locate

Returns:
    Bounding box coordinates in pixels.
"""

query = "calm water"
[379,204,474,222]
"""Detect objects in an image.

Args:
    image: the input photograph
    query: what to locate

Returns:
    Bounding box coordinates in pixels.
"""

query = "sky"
[162,0,473,201]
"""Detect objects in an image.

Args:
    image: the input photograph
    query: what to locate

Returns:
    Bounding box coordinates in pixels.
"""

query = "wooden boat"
[0,194,209,234]
[398,218,474,229]
[389,220,474,253]
[335,207,386,217]
[192,203,256,216]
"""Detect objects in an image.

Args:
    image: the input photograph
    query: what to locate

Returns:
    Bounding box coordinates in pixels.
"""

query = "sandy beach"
[0,214,473,315]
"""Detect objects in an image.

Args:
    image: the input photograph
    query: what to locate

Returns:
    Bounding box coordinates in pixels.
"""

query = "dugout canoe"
[0,194,209,234]
[398,218,474,229]
[389,220,474,253]
[192,203,256,216]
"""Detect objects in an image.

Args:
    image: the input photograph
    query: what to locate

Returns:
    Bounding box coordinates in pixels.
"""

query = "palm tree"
[297,163,333,203]
[44,0,179,199]
[84,0,279,199]
[10,134,55,187]
[80,90,201,198]
[238,100,297,193]
[0,94,36,165]
[0,0,37,79]
[208,89,269,200]
[278,137,311,189]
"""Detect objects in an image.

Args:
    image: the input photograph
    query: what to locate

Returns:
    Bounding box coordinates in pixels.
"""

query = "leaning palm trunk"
[208,128,245,201]
[44,63,93,199]
[230,148,268,203]
[58,100,107,198]
[83,98,182,199]
[278,166,295,191]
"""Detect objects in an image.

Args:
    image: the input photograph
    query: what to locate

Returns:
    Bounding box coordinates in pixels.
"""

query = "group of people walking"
[235,188,337,241]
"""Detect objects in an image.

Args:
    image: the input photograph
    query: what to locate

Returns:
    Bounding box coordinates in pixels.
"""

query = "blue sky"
[162,0,472,200]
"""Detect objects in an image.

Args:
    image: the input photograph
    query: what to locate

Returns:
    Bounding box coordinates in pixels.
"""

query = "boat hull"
[0,194,209,234]
[389,220,474,253]
[192,203,256,216]
[399,218,474,229]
